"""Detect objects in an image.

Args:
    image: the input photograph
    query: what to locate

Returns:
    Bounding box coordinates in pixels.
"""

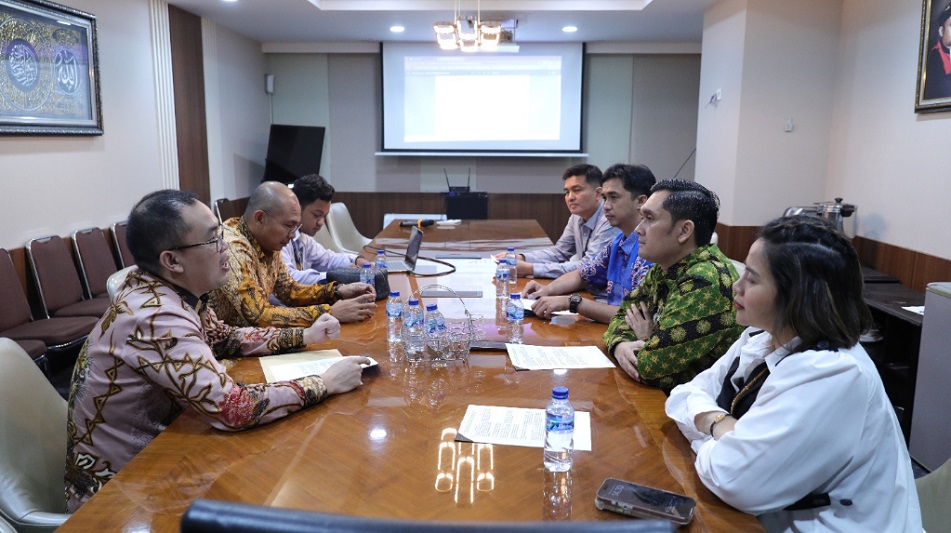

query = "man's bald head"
[243,181,302,252]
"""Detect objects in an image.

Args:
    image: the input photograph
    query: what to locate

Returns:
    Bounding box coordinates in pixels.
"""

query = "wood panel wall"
[333,192,567,243]
[715,222,951,292]
[168,5,210,204]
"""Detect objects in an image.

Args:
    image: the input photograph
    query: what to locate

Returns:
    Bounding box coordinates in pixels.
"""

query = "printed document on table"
[260,349,378,383]
[455,404,592,451]
[506,344,615,371]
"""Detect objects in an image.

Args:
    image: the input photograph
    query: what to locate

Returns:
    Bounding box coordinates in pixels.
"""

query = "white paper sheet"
[456,404,592,451]
[505,344,615,371]
[260,349,378,383]
[523,298,577,317]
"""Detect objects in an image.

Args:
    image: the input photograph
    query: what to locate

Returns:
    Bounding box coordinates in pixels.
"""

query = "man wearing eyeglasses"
[66,189,369,512]
[209,181,376,327]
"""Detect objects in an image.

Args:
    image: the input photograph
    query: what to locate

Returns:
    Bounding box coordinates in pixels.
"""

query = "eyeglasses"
[263,210,303,236]
[168,224,226,252]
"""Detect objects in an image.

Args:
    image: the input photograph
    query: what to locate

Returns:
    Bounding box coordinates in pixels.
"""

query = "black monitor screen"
[263,124,325,183]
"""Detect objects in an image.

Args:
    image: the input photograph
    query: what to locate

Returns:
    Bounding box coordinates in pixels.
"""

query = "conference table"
[58,220,760,532]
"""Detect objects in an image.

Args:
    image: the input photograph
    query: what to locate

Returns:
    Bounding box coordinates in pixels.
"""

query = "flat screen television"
[381,42,584,154]
[263,124,325,183]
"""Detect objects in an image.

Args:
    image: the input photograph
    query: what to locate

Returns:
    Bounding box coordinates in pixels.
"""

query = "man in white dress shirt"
[281,174,369,285]
[495,164,619,283]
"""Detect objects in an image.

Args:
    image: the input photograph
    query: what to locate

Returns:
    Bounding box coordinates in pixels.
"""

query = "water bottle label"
[546,416,574,432]
[507,306,524,321]
[386,305,402,318]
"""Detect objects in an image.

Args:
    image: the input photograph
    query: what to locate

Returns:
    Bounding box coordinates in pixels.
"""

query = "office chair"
[26,235,110,319]
[917,456,951,532]
[312,224,345,253]
[106,266,136,300]
[0,514,16,533]
[0,338,70,533]
[111,221,135,268]
[326,203,371,254]
[72,227,120,300]
[180,499,676,533]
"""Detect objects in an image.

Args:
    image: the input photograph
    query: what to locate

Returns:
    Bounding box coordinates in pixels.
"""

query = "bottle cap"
[510,292,521,300]
[362,263,371,268]
[389,291,400,297]
[426,304,437,311]
[552,386,569,400]
[408,298,419,306]
[507,247,515,252]
[378,249,385,254]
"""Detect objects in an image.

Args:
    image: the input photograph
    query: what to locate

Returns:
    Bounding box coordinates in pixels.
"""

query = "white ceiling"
[163,0,717,45]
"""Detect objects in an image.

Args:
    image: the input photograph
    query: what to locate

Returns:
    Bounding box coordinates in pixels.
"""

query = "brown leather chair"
[111,220,135,268]
[0,249,97,354]
[0,338,70,532]
[26,235,110,319]
[213,197,244,222]
[72,227,119,300]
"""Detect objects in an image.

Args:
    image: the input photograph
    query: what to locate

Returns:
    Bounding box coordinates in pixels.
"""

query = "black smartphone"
[594,478,695,526]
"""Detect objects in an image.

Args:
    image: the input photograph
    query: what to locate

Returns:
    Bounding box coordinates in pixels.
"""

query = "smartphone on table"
[594,477,696,526]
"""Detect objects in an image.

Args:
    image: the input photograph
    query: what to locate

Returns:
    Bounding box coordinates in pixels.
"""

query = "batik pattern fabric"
[209,218,339,328]
[604,244,744,394]
[65,268,324,512]
[578,231,652,304]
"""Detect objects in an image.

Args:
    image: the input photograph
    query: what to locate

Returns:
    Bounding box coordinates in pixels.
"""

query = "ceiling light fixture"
[433,0,505,52]
[562,26,578,33]
[390,25,405,33]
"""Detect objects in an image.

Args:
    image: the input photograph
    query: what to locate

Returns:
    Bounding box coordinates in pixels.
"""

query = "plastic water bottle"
[402,298,426,359]
[496,270,509,300]
[359,263,374,285]
[375,249,388,273]
[544,386,574,472]
[385,291,403,343]
[505,246,517,285]
[425,303,448,356]
[507,292,524,343]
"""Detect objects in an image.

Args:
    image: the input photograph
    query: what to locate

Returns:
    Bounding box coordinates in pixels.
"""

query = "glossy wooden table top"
[59,221,759,532]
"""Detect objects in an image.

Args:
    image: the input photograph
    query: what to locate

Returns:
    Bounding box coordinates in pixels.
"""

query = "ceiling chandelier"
[433,0,503,52]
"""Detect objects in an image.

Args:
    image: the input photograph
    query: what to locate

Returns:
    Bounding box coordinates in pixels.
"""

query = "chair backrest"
[917,456,951,533]
[111,221,135,268]
[312,224,344,253]
[326,202,371,253]
[72,228,119,299]
[0,338,69,529]
[107,266,136,301]
[0,249,34,332]
[180,499,675,533]
[214,198,246,222]
[26,236,86,319]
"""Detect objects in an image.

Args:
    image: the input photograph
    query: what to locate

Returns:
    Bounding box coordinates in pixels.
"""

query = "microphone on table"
[400,219,435,229]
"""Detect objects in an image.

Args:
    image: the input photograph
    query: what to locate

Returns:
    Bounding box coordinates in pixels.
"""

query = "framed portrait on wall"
[0,0,102,134]
[917,0,951,113]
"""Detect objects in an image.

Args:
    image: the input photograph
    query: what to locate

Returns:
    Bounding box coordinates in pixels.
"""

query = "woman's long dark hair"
[758,216,873,352]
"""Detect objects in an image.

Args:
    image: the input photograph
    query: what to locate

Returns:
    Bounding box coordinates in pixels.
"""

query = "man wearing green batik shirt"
[604,180,743,394]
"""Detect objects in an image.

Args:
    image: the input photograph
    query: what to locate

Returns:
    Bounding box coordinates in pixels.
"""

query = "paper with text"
[260,349,378,383]
[456,404,592,451]
[506,344,615,371]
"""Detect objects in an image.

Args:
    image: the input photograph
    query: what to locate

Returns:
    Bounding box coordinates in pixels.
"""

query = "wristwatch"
[568,293,582,313]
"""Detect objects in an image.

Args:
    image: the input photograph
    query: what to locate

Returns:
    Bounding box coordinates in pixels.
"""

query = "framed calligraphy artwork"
[0,0,101,135]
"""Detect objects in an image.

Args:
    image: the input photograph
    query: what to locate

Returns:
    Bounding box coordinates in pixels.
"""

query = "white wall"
[0,0,163,249]
[267,52,700,195]
[203,21,271,200]
[697,0,842,228]
[827,0,951,259]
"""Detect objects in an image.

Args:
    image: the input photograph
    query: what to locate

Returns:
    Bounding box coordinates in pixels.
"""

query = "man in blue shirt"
[525,164,655,324]
[496,164,619,282]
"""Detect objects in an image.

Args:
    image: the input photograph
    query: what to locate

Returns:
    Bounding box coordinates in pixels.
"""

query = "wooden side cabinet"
[861,283,925,443]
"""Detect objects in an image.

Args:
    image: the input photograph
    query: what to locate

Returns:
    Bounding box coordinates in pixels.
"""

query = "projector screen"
[381,42,584,154]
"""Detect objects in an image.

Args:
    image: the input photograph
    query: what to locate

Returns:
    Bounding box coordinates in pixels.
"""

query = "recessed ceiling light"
[222,0,238,3]
[562,26,578,33]
[390,25,405,33]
